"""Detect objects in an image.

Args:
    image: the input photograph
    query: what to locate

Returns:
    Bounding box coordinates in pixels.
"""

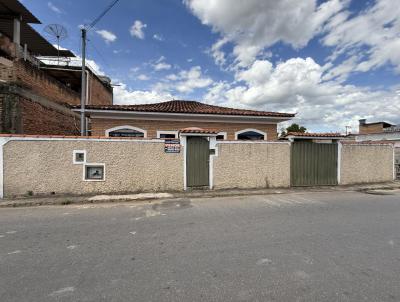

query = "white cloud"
[153,62,172,71]
[152,56,172,71]
[155,66,213,94]
[114,83,173,105]
[322,0,400,80]
[130,20,147,39]
[153,34,164,41]
[48,2,61,14]
[185,0,346,66]
[203,57,400,132]
[96,30,117,44]
[175,66,213,93]
[136,74,150,81]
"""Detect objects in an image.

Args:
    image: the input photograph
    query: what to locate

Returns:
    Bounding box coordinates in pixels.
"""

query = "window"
[235,129,266,140]
[216,132,227,140]
[108,128,144,137]
[84,164,105,181]
[157,130,178,139]
[106,126,147,138]
[73,150,86,164]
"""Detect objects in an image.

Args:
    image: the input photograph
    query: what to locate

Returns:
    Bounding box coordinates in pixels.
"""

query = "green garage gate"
[291,142,338,186]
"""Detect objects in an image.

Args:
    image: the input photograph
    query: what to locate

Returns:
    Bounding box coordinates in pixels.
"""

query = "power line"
[80,0,121,136]
[87,0,121,31]
[87,39,111,70]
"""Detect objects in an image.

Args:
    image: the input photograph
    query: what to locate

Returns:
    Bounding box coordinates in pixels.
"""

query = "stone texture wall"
[91,118,279,141]
[3,139,183,197]
[340,144,394,184]
[213,142,291,189]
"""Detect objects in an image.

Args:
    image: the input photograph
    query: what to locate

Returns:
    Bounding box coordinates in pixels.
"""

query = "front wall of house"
[90,118,278,140]
[3,140,183,197]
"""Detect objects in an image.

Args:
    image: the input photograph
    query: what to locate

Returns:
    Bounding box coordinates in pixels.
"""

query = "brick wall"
[91,118,278,140]
[0,85,80,135]
[19,97,79,135]
[0,33,16,58]
[14,60,81,105]
[359,123,384,134]
[88,73,113,105]
[1,33,112,106]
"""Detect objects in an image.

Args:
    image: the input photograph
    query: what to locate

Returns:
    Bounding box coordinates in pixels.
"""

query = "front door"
[186,136,209,188]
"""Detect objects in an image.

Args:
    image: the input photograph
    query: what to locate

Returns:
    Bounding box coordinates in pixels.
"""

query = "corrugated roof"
[0,19,75,57]
[0,0,40,23]
[72,100,295,118]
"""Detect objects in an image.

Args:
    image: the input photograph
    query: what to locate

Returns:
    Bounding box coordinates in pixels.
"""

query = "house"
[357,119,400,143]
[0,0,113,135]
[358,119,395,135]
[72,100,295,141]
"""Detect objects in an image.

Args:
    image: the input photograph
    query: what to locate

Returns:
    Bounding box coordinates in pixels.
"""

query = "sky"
[21,0,400,133]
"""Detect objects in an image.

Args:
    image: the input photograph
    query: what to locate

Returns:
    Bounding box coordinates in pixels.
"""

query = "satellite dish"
[43,24,68,64]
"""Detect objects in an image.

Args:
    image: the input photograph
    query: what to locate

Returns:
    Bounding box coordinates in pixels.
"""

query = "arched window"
[235,129,266,140]
[105,126,147,138]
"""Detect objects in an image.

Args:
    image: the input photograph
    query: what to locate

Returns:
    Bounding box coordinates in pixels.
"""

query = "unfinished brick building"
[0,0,113,135]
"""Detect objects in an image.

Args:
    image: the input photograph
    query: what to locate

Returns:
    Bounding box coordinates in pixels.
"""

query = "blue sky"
[21,0,400,132]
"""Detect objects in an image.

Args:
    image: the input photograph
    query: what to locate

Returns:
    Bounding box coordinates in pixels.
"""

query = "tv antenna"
[44,24,68,64]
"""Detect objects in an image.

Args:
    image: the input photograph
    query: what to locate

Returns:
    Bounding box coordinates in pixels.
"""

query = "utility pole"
[79,0,120,136]
[80,27,87,136]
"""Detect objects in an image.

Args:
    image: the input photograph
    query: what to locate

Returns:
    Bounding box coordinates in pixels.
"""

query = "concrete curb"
[1,181,399,208]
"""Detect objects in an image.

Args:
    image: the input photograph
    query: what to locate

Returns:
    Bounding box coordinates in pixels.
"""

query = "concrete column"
[13,18,21,45]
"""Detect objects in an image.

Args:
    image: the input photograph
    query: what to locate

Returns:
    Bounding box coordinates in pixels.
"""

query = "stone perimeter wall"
[213,142,291,189]
[3,139,183,197]
[340,144,394,185]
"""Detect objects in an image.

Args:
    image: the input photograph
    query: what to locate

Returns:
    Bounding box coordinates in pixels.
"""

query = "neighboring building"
[358,119,394,135]
[357,119,400,143]
[284,132,347,143]
[72,100,295,141]
[0,0,113,135]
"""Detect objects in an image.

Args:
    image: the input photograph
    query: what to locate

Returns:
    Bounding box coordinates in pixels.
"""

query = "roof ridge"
[71,100,295,118]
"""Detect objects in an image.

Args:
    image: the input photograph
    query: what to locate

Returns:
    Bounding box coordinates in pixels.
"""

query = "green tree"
[280,123,307,137]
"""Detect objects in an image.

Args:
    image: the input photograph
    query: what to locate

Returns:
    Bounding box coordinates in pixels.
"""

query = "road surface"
[1,191,400,301]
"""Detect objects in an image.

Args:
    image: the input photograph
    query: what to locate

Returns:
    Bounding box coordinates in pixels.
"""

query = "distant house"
[72,100,295,141]
[357,119,400,143]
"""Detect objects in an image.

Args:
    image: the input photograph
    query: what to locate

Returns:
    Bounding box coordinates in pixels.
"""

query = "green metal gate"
[186,136,209,187]
[291,142,338,186]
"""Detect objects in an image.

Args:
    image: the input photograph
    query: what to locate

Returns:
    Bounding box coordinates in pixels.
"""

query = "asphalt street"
[1,190,400,302]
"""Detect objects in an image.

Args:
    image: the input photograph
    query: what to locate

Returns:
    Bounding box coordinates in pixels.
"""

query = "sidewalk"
[1,181,399,208]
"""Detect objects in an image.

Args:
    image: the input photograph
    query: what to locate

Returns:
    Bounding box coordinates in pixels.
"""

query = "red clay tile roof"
[0,134,153,140]
[286,132,344,137]
[179,127,219,134]
[72,100,294,118]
